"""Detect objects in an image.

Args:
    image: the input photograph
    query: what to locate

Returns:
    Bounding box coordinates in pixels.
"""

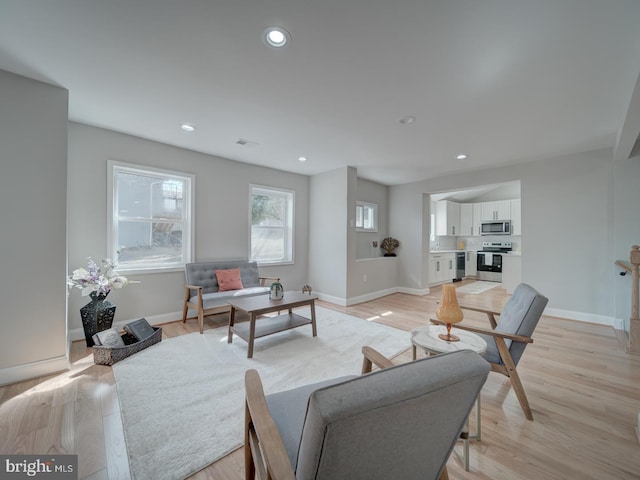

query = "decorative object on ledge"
[435,284,463,342]
[381,237,400,256]
[67,257,139,346]
[302,284,312,295]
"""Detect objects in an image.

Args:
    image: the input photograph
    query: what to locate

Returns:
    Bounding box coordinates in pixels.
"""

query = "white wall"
[390,149,620,325]
[0,70,68,384]
[67,123,310,334]
[355,178,388,259]
[308,167,350,301]
[613,152,640,331]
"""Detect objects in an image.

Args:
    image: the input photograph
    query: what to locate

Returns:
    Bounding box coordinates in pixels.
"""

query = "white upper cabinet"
[481,200,511,221]
[472,203,482,236]
[459,203,474,237]
[436,200,461,236]
[511,199,521,235]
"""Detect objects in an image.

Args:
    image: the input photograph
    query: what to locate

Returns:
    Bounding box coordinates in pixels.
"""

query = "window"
[108,161,194,272]
[356,201,378,232]
[250,185,294,264]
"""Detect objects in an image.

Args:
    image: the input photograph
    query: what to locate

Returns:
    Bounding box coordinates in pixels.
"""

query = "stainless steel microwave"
[481,220,511,235]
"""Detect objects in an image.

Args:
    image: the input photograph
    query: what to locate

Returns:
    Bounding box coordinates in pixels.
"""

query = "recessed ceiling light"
[398,116,416,125]
[264,27,291,48]
[456,154,468,160]
[298,156,308,162]
[181,123,196,132]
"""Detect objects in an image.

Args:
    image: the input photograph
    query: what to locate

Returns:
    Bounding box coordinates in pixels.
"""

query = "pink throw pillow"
[216,269,244,292]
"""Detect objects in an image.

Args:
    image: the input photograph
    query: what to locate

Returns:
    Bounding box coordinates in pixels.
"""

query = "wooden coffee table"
[227,292,318,358]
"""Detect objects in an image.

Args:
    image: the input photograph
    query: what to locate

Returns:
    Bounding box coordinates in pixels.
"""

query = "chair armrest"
[245,370,295,480]
[184,284,203,300]
[361,346,395,374]
[259,276,280,286]
[430,319,533,344]
[459,304,501,316]
[459,304,501,328]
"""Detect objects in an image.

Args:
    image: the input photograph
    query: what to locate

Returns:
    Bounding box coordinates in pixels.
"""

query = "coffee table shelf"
[227,292,318,358]
[231,312,312,341]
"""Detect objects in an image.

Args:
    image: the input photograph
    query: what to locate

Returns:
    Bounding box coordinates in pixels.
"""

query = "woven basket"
[93,327,162,366]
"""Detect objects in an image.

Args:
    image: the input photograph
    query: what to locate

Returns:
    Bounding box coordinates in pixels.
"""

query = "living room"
[2,2,640,479]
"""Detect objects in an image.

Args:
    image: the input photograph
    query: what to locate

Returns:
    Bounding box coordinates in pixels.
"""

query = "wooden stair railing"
[615,245,640,356]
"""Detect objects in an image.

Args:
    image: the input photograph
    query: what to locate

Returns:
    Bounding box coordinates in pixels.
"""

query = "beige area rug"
[112,306,411,480]
[455,281,501,295]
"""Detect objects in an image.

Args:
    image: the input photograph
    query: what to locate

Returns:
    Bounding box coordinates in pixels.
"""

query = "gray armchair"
[433,282,548,420]
[244,347,490,480]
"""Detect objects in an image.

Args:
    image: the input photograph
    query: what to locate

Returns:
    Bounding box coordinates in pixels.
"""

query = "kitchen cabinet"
[436,200,460,236]
[502,254,521,294]
[429,252,456,285]
[459,204,474,237]
[472,203,482,236]
[465,251,477,277]
[481,200,511,221]
[511,199,521,235]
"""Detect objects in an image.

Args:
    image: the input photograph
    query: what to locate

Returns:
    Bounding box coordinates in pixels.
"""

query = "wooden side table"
[411,324,487,471]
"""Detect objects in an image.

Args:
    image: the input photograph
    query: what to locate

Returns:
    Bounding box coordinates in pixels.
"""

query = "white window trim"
[107,160,195,274]
[249,184,295,266]
[356,201,378,232]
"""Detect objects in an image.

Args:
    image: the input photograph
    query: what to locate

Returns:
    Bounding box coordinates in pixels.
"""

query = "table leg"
[310,300,317,337]
[412,345,417,360]
[227,307,236,343]
[247,313,257,358]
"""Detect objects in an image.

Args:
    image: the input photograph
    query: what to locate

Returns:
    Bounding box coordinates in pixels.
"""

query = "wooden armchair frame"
[432,304,535,421]
[244,347,450,480]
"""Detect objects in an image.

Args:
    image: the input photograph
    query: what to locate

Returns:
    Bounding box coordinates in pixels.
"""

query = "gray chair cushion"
[189,287,269,309]
[185,260,262,294]
[266,350,489,480]
[482,283,548,365]
[265,375,357,469]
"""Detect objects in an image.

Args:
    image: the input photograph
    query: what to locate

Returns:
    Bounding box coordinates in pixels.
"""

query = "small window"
[108,161,194,272]
[356,201,378,232]
[250,185,294,264]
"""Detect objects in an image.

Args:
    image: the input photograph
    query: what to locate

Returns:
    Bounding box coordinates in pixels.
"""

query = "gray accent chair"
[433,282,548,420]
[182,260,279,334]
[244,347,490,480]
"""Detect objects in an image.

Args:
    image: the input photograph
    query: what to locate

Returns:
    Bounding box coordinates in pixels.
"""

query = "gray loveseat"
[182,260,279,333]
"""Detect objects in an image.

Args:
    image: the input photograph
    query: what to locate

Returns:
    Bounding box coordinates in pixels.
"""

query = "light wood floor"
[2,281,640,479]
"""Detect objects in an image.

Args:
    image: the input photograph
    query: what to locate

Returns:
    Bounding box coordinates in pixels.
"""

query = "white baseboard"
[69,311,184,342]
[316,286,430,307]
[397,286,430,296]
[0,355,69,387]
[544,307,618,327]
[345,288,399,306]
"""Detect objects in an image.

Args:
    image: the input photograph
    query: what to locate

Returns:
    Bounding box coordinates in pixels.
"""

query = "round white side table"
[410,324,487,472]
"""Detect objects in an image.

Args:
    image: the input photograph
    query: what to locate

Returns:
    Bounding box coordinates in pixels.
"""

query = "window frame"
[107,160,195,274]
[249,184,295,266]
[355,201,378,232]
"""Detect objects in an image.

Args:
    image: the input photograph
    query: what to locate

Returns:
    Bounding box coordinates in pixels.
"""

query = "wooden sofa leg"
[198,306,204,334]
[182,288,190,323]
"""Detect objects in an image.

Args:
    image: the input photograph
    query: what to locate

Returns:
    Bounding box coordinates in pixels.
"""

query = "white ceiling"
[1,0,639,185]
